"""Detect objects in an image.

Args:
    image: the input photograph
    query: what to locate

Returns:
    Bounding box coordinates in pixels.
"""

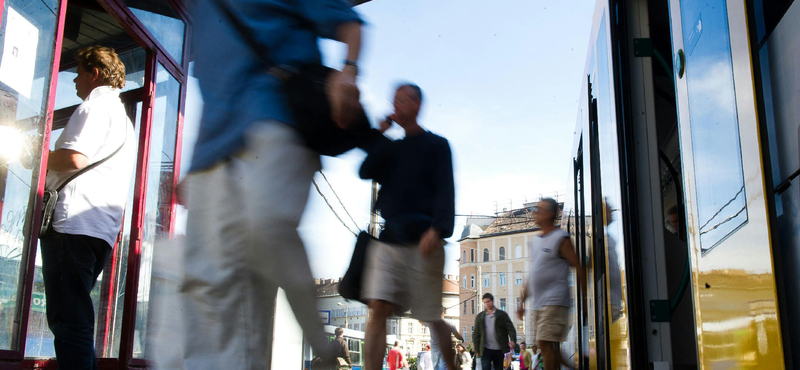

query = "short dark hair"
[520,342,526,345]
[397,82,423,102]
[482,293,494,302]
[335,327,344,336]
[539,198,560,222]
[394,341,400,346]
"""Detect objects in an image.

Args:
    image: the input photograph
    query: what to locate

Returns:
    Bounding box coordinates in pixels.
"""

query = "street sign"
[318,310,331,325]
[31,291,46,313]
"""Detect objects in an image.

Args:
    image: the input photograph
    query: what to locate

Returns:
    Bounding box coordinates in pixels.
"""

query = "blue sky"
[180,0,596,278]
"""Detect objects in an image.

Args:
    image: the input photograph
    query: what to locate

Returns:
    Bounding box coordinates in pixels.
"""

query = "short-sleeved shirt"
[189,0,363,171]
[527,228,571,310]
[45,86,136,246]
[484,311,501,350]
[387,347,404,370]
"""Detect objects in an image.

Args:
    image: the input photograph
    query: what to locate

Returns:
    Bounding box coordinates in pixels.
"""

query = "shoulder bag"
[212,0,371,156]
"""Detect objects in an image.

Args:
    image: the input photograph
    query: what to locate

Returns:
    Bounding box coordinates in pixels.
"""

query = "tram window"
[680,0,749,252]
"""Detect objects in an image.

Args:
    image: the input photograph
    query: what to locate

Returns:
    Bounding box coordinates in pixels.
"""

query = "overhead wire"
[319,170,361,233]
[311,177,359,237]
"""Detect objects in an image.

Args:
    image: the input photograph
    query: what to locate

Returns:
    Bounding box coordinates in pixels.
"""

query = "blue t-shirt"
[189,0,362,171]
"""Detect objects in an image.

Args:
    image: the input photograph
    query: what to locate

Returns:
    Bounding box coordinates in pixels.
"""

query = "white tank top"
[527,228,570,310]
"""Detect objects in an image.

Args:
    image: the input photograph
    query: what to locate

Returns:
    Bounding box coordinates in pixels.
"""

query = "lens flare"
[0,126,24,164]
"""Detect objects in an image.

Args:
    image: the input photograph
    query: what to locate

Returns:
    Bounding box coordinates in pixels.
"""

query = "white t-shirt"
[45,86,136,247]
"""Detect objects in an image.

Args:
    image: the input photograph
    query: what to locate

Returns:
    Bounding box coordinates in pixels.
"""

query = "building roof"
[479,207,539,237]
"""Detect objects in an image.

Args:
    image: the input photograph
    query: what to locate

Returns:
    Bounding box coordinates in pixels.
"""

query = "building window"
[483,273,490,287]
[463,275,467,288]
[422,326,428,335]
[471,249,475,262]
[499,247,506,260]
[471,300,475,315]
[463,301,467,315]
[464,326,468,338]
[408,323,414,334]
[471,325,475,335]
[462,250,466,263]
[483,248,490,262]
[500,273,506,286]
[500,298,507,312]
[516,297,521,311]
[515,271,523,285]
[470,274,475,288]
[515,245,522,259]
[390,320,397,334]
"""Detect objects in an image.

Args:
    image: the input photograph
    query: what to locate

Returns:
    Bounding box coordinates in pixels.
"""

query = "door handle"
[676,49,686,79]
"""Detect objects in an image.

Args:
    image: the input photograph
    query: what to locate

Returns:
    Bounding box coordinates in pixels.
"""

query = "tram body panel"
[666,0,785,367]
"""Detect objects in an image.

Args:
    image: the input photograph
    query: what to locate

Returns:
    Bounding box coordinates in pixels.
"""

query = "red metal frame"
[8,0,71,363]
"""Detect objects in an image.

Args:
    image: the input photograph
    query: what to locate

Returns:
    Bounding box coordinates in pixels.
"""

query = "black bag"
[213,0,370,156]
[338,232,376,304]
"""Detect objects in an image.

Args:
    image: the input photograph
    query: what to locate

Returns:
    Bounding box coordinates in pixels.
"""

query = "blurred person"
[388,341,407,370]
[360,83,456,370]
[331,327,352,369]
[182,0,364,369]
[470,347,477,370]
[518,198,585,370]
[519,342,531,370]
[41,46,136,370]
[429,308,464,370]
[419,345,434,370]
[472,293,517,370]
[455,344,472,370]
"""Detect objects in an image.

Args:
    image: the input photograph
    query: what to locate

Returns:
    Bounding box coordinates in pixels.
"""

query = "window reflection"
[0,0,61,352]
[133,62,180,359]
[125,2,185,64]
[679,0,748,252]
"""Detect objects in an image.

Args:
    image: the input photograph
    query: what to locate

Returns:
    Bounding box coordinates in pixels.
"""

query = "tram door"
[667,0,785,367]
[574,139,596,370]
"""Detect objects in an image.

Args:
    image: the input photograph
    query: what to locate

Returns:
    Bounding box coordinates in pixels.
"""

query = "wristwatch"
[344,59,358,74]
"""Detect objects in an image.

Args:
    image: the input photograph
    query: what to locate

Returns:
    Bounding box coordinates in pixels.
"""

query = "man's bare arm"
[47,149,88,172]
[329,22,362,129]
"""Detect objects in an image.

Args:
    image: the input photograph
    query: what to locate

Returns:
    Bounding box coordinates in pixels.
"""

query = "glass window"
[471,300,475,315]
[0,0,62,351]
[462,275,466,288]
[680,0,748,252]
[470,249,475,262]
[515,297,520,311]
[54,47,146,111]
[125,2,185,64]
[499,298,506,312]
[462,250,466,263]
[482,248,489,262]
[515,245,522,259]
[500,273,506,286]
[483,273,490,287]
[463,301,466,314]
[498,247,505,260]
[470,274,475,288]
[515,271,523,285]
[408,323,413,334]
[133,63,180,359]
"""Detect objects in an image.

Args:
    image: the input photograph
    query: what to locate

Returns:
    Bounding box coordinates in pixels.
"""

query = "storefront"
[0,0,189,367]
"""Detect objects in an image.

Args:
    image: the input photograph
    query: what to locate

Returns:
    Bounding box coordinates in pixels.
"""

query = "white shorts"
[361,239,444,322]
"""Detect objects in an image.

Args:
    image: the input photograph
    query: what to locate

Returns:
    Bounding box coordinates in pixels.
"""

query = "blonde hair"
[75,46,126,89]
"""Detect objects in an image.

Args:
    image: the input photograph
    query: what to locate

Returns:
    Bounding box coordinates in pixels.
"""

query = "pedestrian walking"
[360,83,456,370]
[388,341,407,370]
[181,0,365,368]
[41,46,136,369]
[472,293,517,370]
[519,342,532,370]
[429,309,464,370]
[518,198,585,370]
[331,327,352,369]
[455,344,472,370]
[419,345,434,370]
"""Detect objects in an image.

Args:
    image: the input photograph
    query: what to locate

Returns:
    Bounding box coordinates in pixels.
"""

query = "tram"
[560,0,798,368]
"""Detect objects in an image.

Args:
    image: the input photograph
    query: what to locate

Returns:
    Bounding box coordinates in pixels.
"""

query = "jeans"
[180,122,327,370]
[481,348,505,370]
[41,232,111,370]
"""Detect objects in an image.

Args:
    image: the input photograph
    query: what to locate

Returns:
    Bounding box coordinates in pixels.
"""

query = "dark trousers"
[41,232,111,370]
[481,348,505,370]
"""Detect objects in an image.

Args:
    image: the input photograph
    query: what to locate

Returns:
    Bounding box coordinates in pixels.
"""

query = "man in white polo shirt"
[42,46,135,370]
